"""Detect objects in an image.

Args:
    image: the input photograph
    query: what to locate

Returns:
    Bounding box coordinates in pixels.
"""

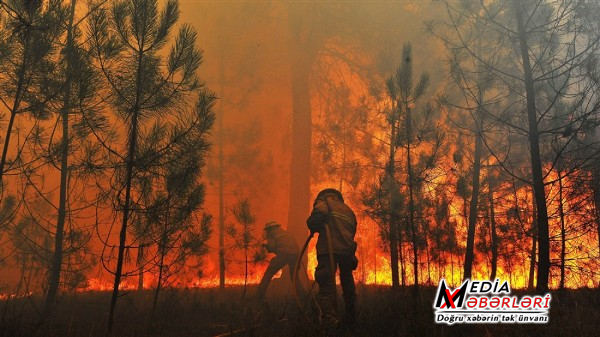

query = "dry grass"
[1,282,599,337]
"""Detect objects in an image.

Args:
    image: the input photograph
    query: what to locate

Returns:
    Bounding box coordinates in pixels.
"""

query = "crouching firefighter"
[307,188,358,332]
[257,221,306,301]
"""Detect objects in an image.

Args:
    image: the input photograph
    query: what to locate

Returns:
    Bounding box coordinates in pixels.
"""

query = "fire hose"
[292,231,314,315]
[214,205,338,337]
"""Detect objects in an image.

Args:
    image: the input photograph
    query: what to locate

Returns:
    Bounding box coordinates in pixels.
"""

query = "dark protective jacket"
[265,227,300,255]
[306,196,357,255]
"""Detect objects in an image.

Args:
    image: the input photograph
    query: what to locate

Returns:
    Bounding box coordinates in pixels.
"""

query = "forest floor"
[1,282,599,337]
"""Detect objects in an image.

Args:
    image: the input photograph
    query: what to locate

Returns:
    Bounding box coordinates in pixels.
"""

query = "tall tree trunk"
[16,257,27,295]
[374,247,377,285]
[108,99,140,336]
[0,30,31,185]
[243,239,248,300]
[558,170,566,290]
[488,171,498,280]
[218,65,225,289]
[282,4,330,289]
[514,0,551,292]
[388,104,400,291]
[44,0,77,314]
[463,109,483,280]
[25,258,35,294]
[528,199,537,290]
[287,57,312,241]
[405,103,418,290]
[152,207,169,318]
[399,223,406,286]
[137,245,144,291]
[592,172,600,273]
[425,234,431,285]
[338,110,347,192]
[108,43,144,337]
[286,6,318,243]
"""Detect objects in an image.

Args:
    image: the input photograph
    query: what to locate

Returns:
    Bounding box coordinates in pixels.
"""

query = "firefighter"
[307,188,358,332]
[257,221,303,300]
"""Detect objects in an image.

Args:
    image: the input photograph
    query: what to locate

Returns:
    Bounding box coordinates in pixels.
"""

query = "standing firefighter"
[257,221,302,300]
[307,188,358,332]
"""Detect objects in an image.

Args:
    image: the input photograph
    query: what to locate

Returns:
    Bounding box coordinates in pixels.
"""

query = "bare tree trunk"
[528,199,537,290]
[0,30,31,185]
[152,211,169,317]
[388,103,400,291]
[425,235,431,285]
[388,191,399,290]
[25,258,35,294]
[339,113,347,192]
[488,171,498,280]
[374,247,377,285]
[137,246,144,291]
[286,10,314,243]
[558,170,566,290]
[592,172,600,274]
[514,0,551,292]
[16,257,28,295]
[464,114,483,280]
[218,65,225,289]
[152,243,166,314]
[399,224,406,286]
[44,0,77,314]
[287,67,311,241]
[108,44,144,337]
[405,103,418,290]
[108,108,139,336]
[243,242,248,300]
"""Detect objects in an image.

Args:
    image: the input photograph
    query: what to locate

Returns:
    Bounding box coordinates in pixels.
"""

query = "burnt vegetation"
[0,0,600,336]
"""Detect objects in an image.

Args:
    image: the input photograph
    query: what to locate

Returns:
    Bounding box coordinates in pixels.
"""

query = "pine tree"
[86,0,214,333]
[0,0,63,190]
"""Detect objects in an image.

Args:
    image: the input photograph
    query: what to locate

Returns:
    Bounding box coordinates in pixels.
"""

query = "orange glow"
[1,1,599,300]
[0,292,32,301]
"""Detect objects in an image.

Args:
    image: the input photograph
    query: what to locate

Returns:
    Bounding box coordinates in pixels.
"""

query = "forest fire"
[0,292,32,301]
[1,0,600,336]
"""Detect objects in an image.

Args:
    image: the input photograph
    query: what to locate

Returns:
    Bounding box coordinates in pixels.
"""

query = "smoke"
[179,1,447,278]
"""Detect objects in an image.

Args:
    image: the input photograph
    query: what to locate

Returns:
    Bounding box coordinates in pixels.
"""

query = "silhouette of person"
[307,188,358,332]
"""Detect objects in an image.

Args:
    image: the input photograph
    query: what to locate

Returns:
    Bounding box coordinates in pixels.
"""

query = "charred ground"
[2,284,599,337]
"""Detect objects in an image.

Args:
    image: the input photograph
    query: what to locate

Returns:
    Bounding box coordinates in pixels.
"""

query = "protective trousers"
[314,253,356,327]
[257,253,298,298]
